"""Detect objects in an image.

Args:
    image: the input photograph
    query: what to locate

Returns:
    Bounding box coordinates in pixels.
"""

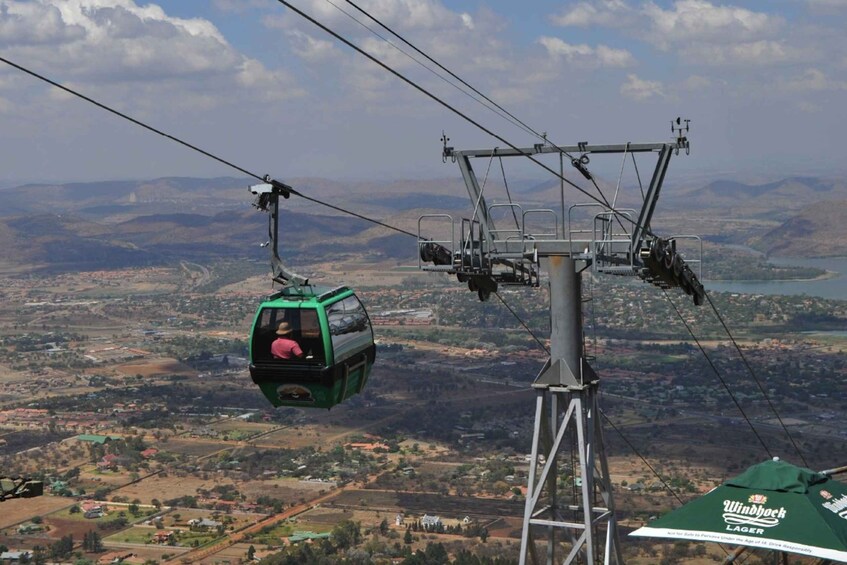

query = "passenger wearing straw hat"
[270,322,303,360]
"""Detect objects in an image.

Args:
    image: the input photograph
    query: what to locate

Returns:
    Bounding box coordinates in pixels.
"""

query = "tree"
[424,542,449,565]
[32,546,46,565]
[331,519,361,551]
[247,545,256,561]
[83,530,103,553]
[403,529,413,545]
[379,518,389,535]
[50,535,74,560]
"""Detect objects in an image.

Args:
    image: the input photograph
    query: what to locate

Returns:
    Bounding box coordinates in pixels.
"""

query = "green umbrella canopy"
[630,459,847,562]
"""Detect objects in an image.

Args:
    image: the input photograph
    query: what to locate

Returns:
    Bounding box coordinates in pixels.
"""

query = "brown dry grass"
[251,424,354,450]
[115,359,196,378]
[103,544,190,561]
[162,438,231,458]
[238,478,327,502]
[0,497,73,529]
[198,542,253,564]
[210,421,274,434]
[300,506,392,531]
[115,474,221,504]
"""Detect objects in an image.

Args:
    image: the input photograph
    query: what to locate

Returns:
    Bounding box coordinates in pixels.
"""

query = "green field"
[104,526,221,548]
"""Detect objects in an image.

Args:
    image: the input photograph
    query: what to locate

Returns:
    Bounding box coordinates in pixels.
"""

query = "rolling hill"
[0,207,394,273]
[2,173,846,274]
[747,199,847,257]
[663,176,847,219]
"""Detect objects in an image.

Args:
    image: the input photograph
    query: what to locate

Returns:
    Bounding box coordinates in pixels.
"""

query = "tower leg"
[519,257,623,564]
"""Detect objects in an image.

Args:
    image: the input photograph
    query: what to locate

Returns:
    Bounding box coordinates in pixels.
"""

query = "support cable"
[276,0,642,234]
[1,53,565,361]
[611,143,628,209]
[599,410,685,506]
[341,0,635,235]
[342,0,561,150]
[465,148,497,255]
[499,157,521,231]
[662,290,774,459]
[704,293,809,467]
[599,409,732,557]
[493,291,549,354]
[332,0,629,237]
[0,55,263,185]
[294,191,418,238]
[326,0,540,141]
[631,152,645,202]
[0,55,419,241]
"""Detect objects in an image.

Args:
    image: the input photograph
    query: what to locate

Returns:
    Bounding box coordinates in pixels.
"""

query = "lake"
[705,257,847,300]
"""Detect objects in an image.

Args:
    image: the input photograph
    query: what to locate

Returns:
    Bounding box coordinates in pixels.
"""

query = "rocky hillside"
[747,199,847,257]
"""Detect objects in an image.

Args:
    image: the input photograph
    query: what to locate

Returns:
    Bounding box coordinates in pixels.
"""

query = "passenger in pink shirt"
[270,322,303,360]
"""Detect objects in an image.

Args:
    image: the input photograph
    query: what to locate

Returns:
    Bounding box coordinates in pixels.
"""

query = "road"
[164,479,353,564]
[180,261,211,289]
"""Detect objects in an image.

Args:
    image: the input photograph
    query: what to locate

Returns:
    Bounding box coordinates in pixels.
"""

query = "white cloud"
[782,68,847,91]
[268,0,466,32]
[263,0,529,112]
[684,40,805,66]
[549,1,799,68]
[539,36,635,68]
[551,0,633,27]
[285,29,338,62]
[551,0,783,42]
[620,73,664,100]
[0,0,301,107]
[681,74,712,90]
[263,0,487,70]
[797,100,821,112]
[0,1,85,45]
[644,0,783,44]
[212,0,268,13]
[806,0,847,9]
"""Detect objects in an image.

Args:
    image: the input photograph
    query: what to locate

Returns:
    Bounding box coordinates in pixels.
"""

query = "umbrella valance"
[631,459,847,562]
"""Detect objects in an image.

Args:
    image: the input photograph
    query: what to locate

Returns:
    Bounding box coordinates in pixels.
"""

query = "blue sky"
[2,0,847,185]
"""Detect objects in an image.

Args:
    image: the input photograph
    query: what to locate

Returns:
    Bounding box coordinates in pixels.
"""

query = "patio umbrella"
[630,459,847,562]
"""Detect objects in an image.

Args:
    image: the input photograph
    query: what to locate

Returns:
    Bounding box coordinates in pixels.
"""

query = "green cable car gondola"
[246,179,376,410]
[248,285,375,409]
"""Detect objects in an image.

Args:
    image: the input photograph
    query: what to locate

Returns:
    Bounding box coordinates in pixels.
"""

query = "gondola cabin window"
[253,307,325,364]
[326,295,372,363]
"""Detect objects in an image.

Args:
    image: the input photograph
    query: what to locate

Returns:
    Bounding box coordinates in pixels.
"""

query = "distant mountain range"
[0,207,390,272]
[664,176,847,218]
[748,199,847,257]
[0,177,459,272]
[1,174,845,272]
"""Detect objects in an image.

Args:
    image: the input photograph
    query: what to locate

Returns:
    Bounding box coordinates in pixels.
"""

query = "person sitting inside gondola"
[270,322,303,360]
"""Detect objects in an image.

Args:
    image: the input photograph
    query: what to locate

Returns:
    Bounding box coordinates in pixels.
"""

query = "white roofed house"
[421,514,442,530]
